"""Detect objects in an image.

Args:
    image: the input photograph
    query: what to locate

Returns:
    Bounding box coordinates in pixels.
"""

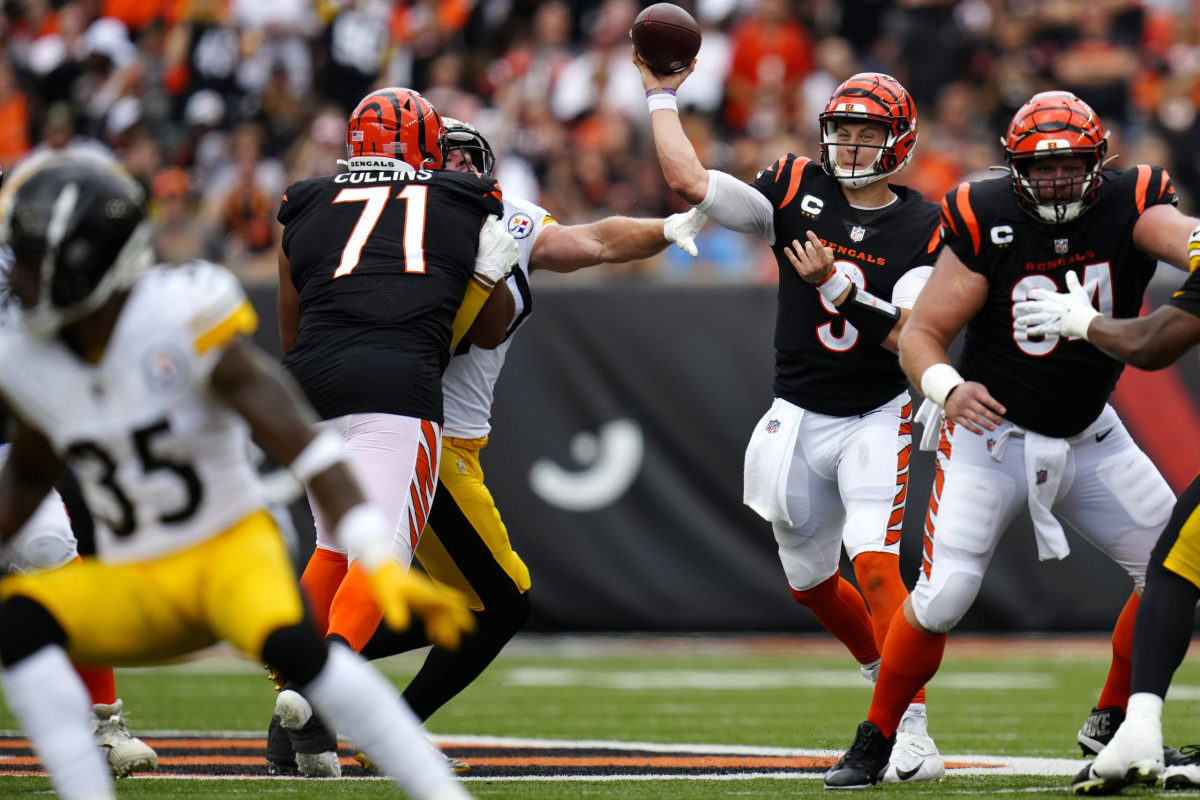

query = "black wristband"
[838,285,901,345]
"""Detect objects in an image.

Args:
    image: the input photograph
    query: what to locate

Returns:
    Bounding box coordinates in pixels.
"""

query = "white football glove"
[474,215,519,287]
[1189,223,1200,273]
[664,207,706,258]
[1013,271,1098,340]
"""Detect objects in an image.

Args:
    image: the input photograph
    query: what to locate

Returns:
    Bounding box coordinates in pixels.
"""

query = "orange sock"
[300,547,349,637]
[325,562,385,653]
[867,608,945,737]
[853,551,926,705]
[74,662,116,705]
[1096,591,1138,709]
[791,571,879,665]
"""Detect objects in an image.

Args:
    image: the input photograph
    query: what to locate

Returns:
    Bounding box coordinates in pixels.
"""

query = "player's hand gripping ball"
[630,3,701,75]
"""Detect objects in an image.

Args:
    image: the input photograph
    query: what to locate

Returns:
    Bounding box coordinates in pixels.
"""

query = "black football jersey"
[752,155,942,416]
[1168,266,1200,320]
[941,166,1177,437]
[279,168,503,423]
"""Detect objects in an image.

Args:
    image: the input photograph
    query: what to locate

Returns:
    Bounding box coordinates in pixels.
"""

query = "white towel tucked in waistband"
[986,425,1071,561]
[914,398,943,451]
[743,397,804,526]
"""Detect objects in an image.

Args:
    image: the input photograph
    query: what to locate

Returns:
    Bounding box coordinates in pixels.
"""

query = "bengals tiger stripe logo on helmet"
[1003,91,1108,224]
[818,72,918,190]
[346,87,444,170]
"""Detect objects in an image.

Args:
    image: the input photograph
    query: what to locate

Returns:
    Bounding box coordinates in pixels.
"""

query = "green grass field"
[2,633,1198,798]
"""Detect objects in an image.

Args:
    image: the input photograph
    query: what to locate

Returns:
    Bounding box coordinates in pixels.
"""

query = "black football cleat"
[1078,706,1125,757]
[265,713,298,775]
[825,721,895,789]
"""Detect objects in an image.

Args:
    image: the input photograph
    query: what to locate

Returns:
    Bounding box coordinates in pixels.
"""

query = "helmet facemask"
[440,118,495,178]
[1007,153,1105,224]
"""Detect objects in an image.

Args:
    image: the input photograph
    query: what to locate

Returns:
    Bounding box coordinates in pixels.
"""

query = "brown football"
[630,3,701,75]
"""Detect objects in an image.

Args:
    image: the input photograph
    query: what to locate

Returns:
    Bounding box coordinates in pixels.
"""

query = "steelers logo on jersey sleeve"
[507,213,534,239]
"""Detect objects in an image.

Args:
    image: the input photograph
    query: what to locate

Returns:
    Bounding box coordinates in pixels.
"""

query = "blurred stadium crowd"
[1,0,1198,284]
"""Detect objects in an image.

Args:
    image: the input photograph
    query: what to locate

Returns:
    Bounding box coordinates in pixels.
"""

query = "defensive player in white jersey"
[0,156,477,800]
[269,117,708,774]
[637,55,944,781]
[0,189,157,778]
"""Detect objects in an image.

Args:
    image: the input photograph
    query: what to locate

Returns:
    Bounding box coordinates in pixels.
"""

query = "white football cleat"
[92,699,157,777]
[882,705,944,783]
[1093,714,1163,784]
[860,658,881,684]
[1163,745,1200,790]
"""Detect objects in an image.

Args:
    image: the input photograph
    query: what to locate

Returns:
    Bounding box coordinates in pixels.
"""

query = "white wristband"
[337,503,392,570]
[289,429,344,483]
[920,363,966,409]
[647,92,679,113]
[1062,303,1100,341]
[815,269,851,303]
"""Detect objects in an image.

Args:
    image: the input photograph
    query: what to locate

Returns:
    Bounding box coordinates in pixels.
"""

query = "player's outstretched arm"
[1087,306,1200,369]
[531,207,706,273]
[1018,281,1200,370]
[0,418,67,544]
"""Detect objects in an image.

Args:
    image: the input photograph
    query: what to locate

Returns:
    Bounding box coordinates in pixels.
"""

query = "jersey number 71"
[332,185,429,277]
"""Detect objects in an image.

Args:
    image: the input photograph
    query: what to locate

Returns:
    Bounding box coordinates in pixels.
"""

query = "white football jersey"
[441,196,552,439]
[0,262,266,563]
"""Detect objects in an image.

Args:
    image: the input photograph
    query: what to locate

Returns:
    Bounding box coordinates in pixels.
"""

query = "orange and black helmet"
[818,72,918,189]
[346,87,444,170]
[1003,91,1108,224]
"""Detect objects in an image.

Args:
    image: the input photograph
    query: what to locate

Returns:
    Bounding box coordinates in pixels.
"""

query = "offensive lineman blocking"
[270,116,708,773]
[825,91,1200,788]
[270,88,519,776]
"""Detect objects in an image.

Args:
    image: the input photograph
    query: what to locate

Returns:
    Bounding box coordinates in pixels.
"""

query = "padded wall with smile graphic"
[248,278,1200,633]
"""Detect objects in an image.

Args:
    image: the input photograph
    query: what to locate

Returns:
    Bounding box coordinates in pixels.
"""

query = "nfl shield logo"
[1055,238,1068,254]
[1036,469,1048,485]
[766,419,781,434]
[850,226,865,242]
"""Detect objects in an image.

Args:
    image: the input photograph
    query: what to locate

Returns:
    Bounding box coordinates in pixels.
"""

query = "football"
[630,3,701,75]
